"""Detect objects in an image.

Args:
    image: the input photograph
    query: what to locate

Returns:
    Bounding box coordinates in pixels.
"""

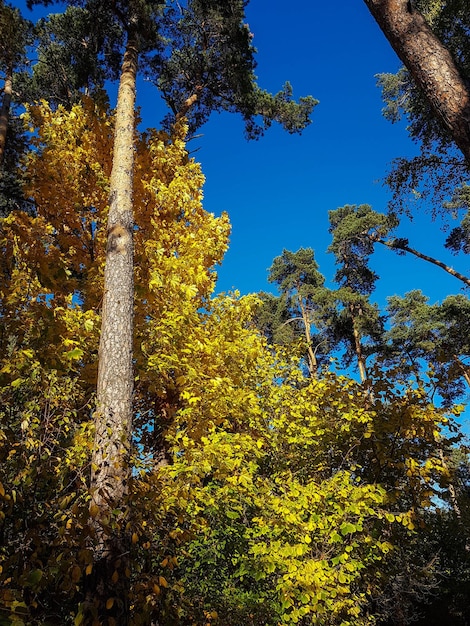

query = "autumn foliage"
[0,98,466,626]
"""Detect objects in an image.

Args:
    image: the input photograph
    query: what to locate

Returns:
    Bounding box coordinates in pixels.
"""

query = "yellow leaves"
[180,391,201,406]
[1,93,455,626]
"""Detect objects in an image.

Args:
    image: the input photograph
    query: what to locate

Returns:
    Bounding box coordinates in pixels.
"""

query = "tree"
[259,248,328,377]
[18,5,117,107]
[327,205,385,382]
[152,0,317,136]
[0,2,32,217]
[364,0,470,164]
[0,1,31,167]
[259,234,385,384]
[1,94,466,626]
[385,290,470,406]
[366,0,470,259]
[326,203,470,288]
[147,349,456,625]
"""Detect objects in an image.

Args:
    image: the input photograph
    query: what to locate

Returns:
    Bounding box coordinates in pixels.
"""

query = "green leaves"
[340,522,357,536]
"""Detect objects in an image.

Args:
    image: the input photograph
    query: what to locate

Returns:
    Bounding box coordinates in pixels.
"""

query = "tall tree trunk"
[363,0,470,164]
[349,303,368,383]
[0,66,13,169]
[88,28,138,625]
[299,299,318,377]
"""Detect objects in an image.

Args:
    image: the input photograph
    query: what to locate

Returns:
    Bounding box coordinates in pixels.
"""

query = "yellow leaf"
[132,532,138,544]
[111,570,119,584]
[85,564,93,576]
[106,598,114,610]
[159,575,168,588]
[0,482,5,497]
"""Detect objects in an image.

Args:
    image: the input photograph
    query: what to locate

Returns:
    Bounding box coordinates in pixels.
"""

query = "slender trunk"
[363,0,470,164]
[377,237,470,288]
[0,67,13,169]
[349,303,368,383]
[88,29,138,625]
[299,299,318,377]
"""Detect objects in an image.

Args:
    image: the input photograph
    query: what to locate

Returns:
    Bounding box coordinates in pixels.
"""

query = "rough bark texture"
[89,31,138,626]
[363,0,470,164]
[0,69,12,168]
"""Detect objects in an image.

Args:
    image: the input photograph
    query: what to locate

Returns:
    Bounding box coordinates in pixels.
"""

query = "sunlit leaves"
[0,96,459,625]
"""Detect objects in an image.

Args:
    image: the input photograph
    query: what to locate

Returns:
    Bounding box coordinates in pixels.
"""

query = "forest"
[1,0,470,625]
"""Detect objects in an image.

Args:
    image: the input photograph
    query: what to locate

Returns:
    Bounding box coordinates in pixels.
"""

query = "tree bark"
[299,299,318,377]
[349,303,368,383]
[363,0,470,164]
[89,28,138,625]
[0,67,12,169]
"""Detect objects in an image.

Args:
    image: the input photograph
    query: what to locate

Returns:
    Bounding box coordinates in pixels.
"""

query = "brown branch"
[377,237,470,288]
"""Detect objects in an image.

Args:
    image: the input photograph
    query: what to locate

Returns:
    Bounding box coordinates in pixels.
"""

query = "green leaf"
[65,348,84,360]
[340,522,357,536]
